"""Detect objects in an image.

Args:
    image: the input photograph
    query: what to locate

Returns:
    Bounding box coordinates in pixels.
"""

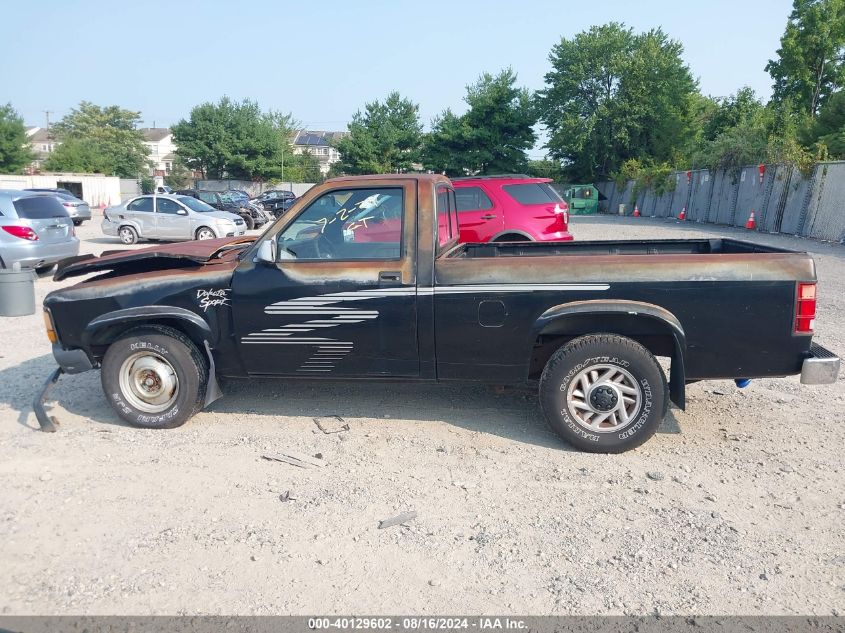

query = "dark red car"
[452,175,572,243]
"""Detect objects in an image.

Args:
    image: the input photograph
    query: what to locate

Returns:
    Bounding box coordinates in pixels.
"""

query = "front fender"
[82,305,213,348]
[531,300,688,409]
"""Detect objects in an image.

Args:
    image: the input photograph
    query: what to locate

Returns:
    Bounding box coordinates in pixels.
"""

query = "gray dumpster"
[0,264,37,317]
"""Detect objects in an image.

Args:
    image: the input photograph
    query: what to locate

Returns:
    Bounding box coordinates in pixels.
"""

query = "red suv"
[452,175,572,243]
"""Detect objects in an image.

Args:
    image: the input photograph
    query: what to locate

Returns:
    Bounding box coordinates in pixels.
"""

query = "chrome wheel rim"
[197,229,214,240]
[566,363,642,433]
[118,352,179,413]
[119,228,134,244]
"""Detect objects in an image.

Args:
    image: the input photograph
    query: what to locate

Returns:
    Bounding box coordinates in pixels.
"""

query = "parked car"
[252,189,297,217]
[25,189,92,226]
[155,185,174,194]
[101,194,246,244]
[40,174,839,454]
[175,189,266,230]
[0,190,79,273]
[451,175,572,243]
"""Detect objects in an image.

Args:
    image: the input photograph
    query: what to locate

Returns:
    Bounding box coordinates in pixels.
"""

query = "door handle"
[481,214,497,220]
[379,271,402,286]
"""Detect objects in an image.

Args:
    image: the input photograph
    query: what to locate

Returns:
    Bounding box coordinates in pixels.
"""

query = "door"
[155,198,190,240]
[453,185,503,242]
[231,183,419,377]
[125,197,156,235]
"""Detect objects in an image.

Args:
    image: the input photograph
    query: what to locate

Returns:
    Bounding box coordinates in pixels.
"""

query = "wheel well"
[88,318,207,360]
[493,233,531,242]
[528,313,678,380]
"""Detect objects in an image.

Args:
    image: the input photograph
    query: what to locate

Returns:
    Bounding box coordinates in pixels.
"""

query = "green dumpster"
[561,184,600,215]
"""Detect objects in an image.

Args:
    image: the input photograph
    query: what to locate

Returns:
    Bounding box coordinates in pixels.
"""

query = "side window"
[436,186,451,247]
[198,192,216,204]
[455,186,494,212]
[157,198,183,214]
[127,197,154,212]
[277,187,403,260]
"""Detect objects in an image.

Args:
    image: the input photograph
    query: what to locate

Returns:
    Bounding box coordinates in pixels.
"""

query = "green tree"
[335,92,422,174]
[536,23,698,181]
[0,103,33,173]
[45,101,149,177]
[423,69,537,176]
[44,137,110,174]
[164,159,193,189]
[802,89,845,154]
[526,158,566,180]
[172,97,295,181]
[767,0,845,118]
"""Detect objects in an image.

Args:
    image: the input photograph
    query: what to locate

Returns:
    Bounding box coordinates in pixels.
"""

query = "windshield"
[220,193,240,205]
[177,196,216,212]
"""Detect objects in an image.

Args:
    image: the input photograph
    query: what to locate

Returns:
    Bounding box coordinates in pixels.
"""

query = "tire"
[493,234,531,242]
[101,325,208,429]
[118,225,138,245]
[242,214,255,230]
[72,219,82,226]
[35,264,56,277]
[539,334,668,453]
[195,227,216,240]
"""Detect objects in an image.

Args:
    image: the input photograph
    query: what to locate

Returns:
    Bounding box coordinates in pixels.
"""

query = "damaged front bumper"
[33,345,96,432]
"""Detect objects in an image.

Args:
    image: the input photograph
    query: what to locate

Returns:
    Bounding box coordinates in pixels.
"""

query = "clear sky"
[3,0,793,157]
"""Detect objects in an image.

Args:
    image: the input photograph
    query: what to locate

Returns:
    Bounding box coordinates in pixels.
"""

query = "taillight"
[553,202,569,229]
[795,283,816,333]
[2,225,38,241]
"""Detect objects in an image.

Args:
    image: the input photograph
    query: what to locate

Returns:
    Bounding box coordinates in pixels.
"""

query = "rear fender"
[530,300,687,409]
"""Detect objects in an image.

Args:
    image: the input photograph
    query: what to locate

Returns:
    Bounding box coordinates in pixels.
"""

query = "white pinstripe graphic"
[242,284,608,372]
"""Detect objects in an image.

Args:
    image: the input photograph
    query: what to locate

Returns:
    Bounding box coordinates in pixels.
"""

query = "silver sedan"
[0,190,79,273]
[101,194,247,244]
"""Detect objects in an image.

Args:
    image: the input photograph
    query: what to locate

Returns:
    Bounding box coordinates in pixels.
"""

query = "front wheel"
[118,225,138,244]
[539,334,668,453]
[241,214,255,230]
[101,325,208,429]
[195,227,216,240]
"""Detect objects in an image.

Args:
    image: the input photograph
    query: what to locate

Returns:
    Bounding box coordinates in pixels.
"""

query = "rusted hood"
[54,236,255,281]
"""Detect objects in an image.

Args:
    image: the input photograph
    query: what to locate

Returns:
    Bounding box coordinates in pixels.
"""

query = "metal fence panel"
[687,170,712,222]
[731,166,765,228]
[778,166,811,235]
[801,162,845,241]
[666,172,691,219]
[708,170,734,225]
[596,181,615,213]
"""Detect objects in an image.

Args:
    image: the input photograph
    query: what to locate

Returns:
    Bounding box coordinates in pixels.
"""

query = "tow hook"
[33,367,63,432]
[734,378,752,389]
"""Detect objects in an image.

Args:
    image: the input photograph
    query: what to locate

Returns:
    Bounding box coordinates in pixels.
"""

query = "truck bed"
[449,238,795,258]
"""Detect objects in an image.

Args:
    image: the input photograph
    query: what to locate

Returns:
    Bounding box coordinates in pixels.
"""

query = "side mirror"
[256,239,276,264]
[177,209,188,216]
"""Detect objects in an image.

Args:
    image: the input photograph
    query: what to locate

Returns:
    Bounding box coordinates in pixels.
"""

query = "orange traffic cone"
[745,210,757,230]
[678,206,686,221]
[632,204,641,217]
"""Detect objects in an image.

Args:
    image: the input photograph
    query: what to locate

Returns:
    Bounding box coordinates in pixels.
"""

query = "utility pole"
[44,110,53,129]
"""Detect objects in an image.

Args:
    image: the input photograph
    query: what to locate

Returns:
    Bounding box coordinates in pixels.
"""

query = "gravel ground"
[1,214,843,616]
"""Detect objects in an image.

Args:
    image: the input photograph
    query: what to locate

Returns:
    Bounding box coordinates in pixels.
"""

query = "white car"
[102,195,247,244]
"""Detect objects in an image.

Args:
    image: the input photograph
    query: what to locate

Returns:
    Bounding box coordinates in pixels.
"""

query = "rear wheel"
[493,234,531,242]
[118,226,138,244]
[241,214,255,230]
[35,264,56,277]
[101,325,208,429]
[539,334,668,453]
[195,227,216,240]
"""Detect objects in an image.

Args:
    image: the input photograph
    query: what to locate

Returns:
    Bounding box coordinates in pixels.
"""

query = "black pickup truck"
[38,174,840,452]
